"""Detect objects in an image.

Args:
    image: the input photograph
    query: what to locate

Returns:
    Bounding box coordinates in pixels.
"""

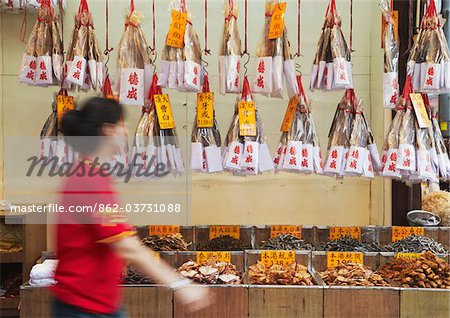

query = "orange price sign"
[327,252,364,268]
[148,225,180,237]
[329,227,361,240]
[238,101,257,136]
[57,95,75,129]
[154,94,175,129]
[280,96,298,132]
[196,251,232,265]
[395,253,422,260]
[268,2,286,39]
[261,250,296,267]
[391,226,424,242]
[270,225,302,239]
[209,225,240,240]
[196,92,214,128]
[165,10,188,48]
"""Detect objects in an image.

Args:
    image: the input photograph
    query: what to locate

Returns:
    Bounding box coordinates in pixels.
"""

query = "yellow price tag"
[196,92,214,128]
[238,101,256,136]
[396,253,423,260]
[148,225,180,237]
[440,121,448,131]
[154,94,175,129]
[327,252,364,268]
[196,251,232,265]
[329,227,361,240]
[410,93,431,128]
[270,225,302,239]
[209,225,240,239]
[392,226,424,242]
[261,250,296,267]
[280,97,298,132]
[57,95,75,129]
[165,10,188,48]
[268,2,286,39]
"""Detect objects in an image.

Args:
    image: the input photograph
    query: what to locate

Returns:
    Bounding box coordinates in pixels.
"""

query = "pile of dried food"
[320,263,391,286]
[0,224,23,253]
[379,252,450,289]
[177,260,242,284]
[260,234,313,250]
[384,235,448,254]
[124,266,154,285]
[319,236,385,252]
[141,233,190,251]
[197,235,251,251]
[249,261,314,285]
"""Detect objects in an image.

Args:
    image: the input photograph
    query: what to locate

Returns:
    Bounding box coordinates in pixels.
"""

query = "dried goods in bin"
[64,0,104,91]
[310,0,353,91]
[379,251,450,288]
[249,261,314,285]
[19,0,63,86]
[422,191,450,226]
[261,234,313,251]
[177,260,242,284]
[141,233,190,251]
[158,0,202,92]
[219,0,242,94]
[0,224,23,253]
[197,235,250,251]
[125,266,154,285]
[273,75,323,174]
[223,76,274,175]
[407,0,450,93]
[116,1,153,105]
[384,235,448,254]
[191,75,223,173]
[379,0,399,109]
[319,236,386,253]
[252,0,298,98]
[320,263,391,287]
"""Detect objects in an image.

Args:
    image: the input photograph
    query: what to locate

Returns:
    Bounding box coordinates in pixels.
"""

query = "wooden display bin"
[246,250,323,318]
[378,226,440,245]
[194,225,253,250]
[313,251,401,318]
[438,227,450,250]
[135,226,195,250]
[400,289,450,318]
[253,225,315,249]
[315,226,379,249]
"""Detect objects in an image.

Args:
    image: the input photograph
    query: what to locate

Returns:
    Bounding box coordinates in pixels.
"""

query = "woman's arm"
[112,235,211,312]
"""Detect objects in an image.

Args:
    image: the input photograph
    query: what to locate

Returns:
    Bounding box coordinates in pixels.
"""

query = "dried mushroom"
[176,260,242,285]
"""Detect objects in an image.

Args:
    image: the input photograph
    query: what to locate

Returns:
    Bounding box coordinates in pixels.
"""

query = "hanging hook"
[201,53,209,76]
[243,53,250,77]
[150,50,158,74]
[295,62,302,75]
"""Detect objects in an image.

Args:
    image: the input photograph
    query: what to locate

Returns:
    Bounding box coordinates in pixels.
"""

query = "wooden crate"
[194,225,253,250]
[400,289,450,318]
[174,285,248,318]
[315,226,379,250]
[123,286,172,318]
[135,226,195,250]
[378,226,439,245]
[20,286,52,318]
[253,225,315,249]
[438,227,450,250]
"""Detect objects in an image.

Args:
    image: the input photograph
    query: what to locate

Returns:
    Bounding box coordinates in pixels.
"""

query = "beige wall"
[0,0,391,227]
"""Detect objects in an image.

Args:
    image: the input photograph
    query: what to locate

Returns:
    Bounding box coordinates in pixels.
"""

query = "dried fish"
[261,234,313,251]
[197,235,250,251]
[249,261,314,285]
[319,236,387,253]
[141,233,190,252]
[125,266,154,285]
[177,260,242,284]
[385,235,448,254]
[320,263,391,287]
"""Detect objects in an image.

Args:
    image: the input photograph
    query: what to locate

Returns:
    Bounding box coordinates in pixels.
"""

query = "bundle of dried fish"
[381,106,405,178]
[223,76,274,175]
[116,2,152,105]
[310,0,353,91]
[197,235,250,251]
[428,96,450,179]
[379,0,399,108]
[158,0,202,92]
[19,0,63,86]
[177,260,242,284]
[252,1,298,98]
[407,0,450,93]
[191,75,223,173]
[274,76,323,174]
[249,261,314,285]
[131,74,184,177]
[124,266,154,285]
[379,251,450,288]
[261,234,313,250]
[141,233,190,251]
[219,0,242,94]
[319,236,387,252]
[385,235,448,254]
[320,263,391,286]
[65,0,104,91]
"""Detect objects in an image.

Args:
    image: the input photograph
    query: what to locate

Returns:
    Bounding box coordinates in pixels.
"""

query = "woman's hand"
[174,284,212,313]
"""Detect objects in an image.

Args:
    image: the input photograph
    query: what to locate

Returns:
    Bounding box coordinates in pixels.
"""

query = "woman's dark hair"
[61,97,123,154]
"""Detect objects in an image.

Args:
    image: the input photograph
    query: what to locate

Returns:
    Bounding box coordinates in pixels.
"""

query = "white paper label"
[396,144,416,171]
[191,142,203,171]
[299,143,314,173]
[35,55,53,85]
[184,60,201,92]
[282,140,302,171]
[19,54,37,84]
[67,55,86,86]
[224,141,243,170]
[324,145,344,174]
[205,145,223,173]
[252,57,273,95]
[259,143,274,172]
[284,59,299,98]
[382,148,401,177]
[383,72,399,109]
[241,141,259,168]
[119,68,145,106]
[345,146,366,175]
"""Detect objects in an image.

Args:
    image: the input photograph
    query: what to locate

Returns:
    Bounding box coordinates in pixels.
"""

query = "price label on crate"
[270,225,302,239]
[395,253,423,260]
[166,10,188,48]
[196,251,232,265]
[196,92,214,128]
[149,251,161,262]
[391,226,424,242]
[57,94,75,129]
[238,101,257,136]
[154,94,175,129]
[268,2,287,39]
[280,96,298,132]
[148,225,180,237]
[261,250,296,267]
[327,252,364,268]
[209,225,240,240]
[329,227,361,240]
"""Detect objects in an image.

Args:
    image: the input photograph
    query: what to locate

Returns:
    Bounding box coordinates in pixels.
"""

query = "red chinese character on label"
[302,148,308,157]
[193,67,198,75]
[277,147,282,156]
[349,160,357,169]
[258,60,265,73]
[76,60,83,70]
[256,75,264,88]
[193,77,198,85]
[234,77,239,88]
[390,92,398,105]
[245,155,253,163]
[40,61,46,70]
[388,163,396,171]
[128,72,139,85]
[331,150,338,159]
[403,159,411,167]
[329,160,337,169]
[382,154,387,164]
[289,158,297,166]
[340,72,346,81]
[39,71,48,81]
[426,77,433,86]
[236,61,241,73]
[351,150,359,159]
[29,60,36,70]
[301,159,308,168]
[390,152,397,161]
[26,71,34,80]
[234,146,240,155]
[392,78,398,89]
[427,67,434,76]
[404,148,411,157]
[289,147,295,155]
[73,70,81,80]
[127,87,138,100]
[231,156,239,164]
[273,157,279,165]
[246,145,254,154]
